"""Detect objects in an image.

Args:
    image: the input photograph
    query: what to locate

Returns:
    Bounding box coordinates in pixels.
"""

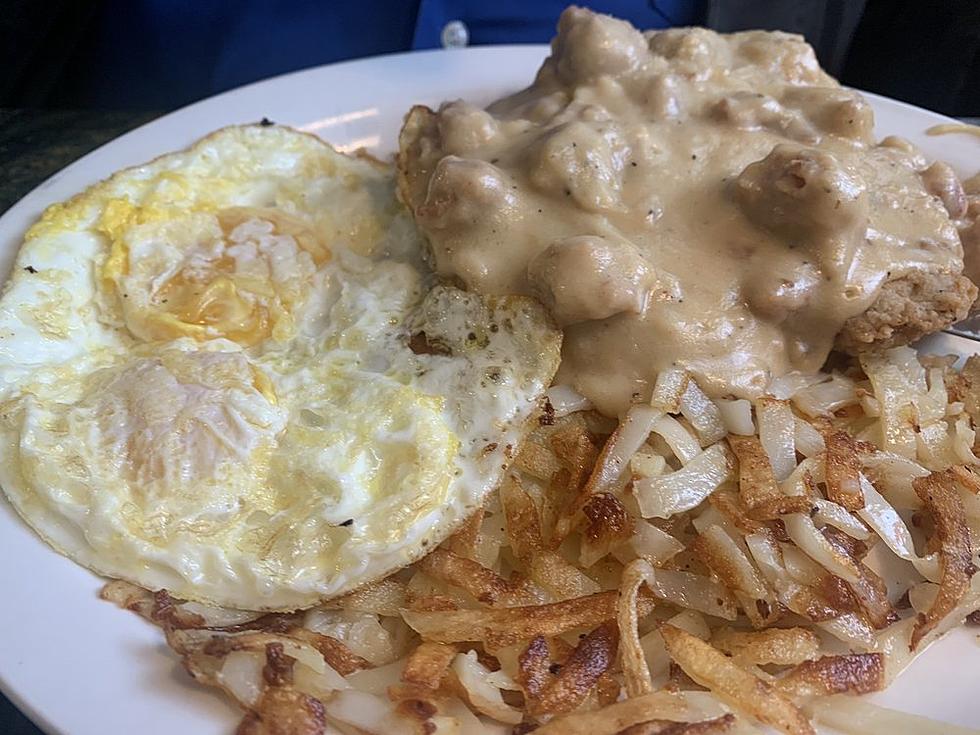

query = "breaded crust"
[835,271,977,354]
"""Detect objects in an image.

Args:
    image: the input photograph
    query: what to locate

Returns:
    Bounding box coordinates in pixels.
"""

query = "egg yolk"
[100,202,330,346]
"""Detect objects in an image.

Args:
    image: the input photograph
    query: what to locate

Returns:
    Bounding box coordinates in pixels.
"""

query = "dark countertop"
[0,697,40,735]
[0,109,160,216]
[1,107,159,734]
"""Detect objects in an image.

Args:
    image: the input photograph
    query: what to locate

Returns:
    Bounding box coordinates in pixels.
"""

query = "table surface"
[1,107,159,733]
[0,109,161,216]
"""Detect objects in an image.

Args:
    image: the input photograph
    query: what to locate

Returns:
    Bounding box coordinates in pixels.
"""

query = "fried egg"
[0,125,560,610]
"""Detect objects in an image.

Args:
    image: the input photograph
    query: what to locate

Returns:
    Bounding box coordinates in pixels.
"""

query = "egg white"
[0,125,560,610]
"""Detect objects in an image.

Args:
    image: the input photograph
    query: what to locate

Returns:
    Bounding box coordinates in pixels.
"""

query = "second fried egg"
[0,125,560,610]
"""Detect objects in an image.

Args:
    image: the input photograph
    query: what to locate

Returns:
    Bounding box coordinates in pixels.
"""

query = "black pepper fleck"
[259,117,274,127]
[24,265,37,274]
[340,519,353,527]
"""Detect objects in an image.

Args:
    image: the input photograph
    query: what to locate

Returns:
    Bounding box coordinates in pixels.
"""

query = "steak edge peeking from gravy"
[399,6,975,417]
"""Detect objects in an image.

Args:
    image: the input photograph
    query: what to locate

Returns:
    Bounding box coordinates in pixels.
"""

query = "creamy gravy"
[400,8,964,416]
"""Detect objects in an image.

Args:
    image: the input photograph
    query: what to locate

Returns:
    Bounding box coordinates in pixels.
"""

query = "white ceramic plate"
[2,46,980,735]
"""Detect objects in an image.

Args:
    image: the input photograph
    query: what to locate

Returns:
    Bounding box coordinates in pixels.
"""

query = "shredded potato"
[651,369,690,413]
[716,398,755,437]
[532,692,731,735]
[583,405,662,498]
[524,621,620,716]
[756,397,797,481]
[635,443,734,518]
[619,520,686,566]
[547,384,594,418]
[419,548,537,607]
[791,374,859,418]
[861,351,919,459]
[794,418,826,457]
[727,435,780,509]
[823,431,867,511]
[581,492,635,567]
[691,525,772,627]
[775,653,885,698]
[811,499,869,540]
[401,641,456,688]
[401,590,654,647]
[783,513,862,584]
[909,469,976,649]
[103,350,980,734]
[660,625,814,735]
[809,695,980,735]
[857,474,941,581]
[711,627,819,667]
[618,559,659,697]
[652,415,702,465]
[679,380,728,446]
[645,568,739,620]
[452,650,523,723]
